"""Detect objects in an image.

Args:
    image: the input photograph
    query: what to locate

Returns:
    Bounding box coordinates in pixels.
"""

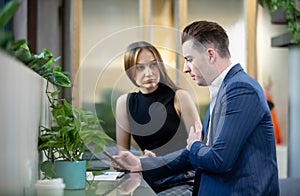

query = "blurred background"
[1,0,296,187]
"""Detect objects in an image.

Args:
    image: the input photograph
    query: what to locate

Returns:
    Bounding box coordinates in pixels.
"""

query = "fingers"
[195,121,202,132]
[186,121,202,151]
[194,121,202,141]
[143,149,156,157]
[190,125,195,133]
[112,151,142,173]
[112,151,130,171]
[186,125,195,151]
[116,150,129,157]
[188,121,201,134]
[111,156,123,171]
[111,162,122,171]
[187,125,195,144]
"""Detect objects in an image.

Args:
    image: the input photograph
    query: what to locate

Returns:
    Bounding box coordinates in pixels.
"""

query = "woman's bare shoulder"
[175,89,192,99]
[117,94,129,104]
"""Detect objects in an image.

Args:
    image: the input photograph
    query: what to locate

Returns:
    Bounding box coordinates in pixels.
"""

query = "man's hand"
[186,121,202,151]
[113,151,142,173]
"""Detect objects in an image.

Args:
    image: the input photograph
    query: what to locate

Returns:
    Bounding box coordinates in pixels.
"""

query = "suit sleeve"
[141,149,194,182]
[189,82,266,173]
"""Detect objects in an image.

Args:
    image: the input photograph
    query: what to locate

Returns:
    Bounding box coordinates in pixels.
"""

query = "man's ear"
[207,48,216,63]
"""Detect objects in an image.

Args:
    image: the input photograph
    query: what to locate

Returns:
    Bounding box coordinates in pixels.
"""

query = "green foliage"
[95,103,116,140]
[0,0,18,48]
[0,0,19,29]
[0,0,112,178]
[259,0,300,44]
[0,0,17,49]
[40,160,55,178]
[38,82,113,165]
[7,40,72,87]
[0,0,71,88]
[94,88,124,141]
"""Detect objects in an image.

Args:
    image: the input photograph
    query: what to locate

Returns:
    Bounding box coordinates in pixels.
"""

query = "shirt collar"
[208,63,236,102]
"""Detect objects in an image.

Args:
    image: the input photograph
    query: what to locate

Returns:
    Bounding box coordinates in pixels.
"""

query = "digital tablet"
[102,150,130,173]
[86,160,110,171]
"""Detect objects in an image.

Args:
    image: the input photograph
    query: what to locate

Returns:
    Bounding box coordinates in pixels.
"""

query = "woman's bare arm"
[116,94,131,151]
[174,90,202,135]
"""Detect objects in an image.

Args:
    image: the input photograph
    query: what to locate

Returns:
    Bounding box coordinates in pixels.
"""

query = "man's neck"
[217,59,232,74]
[209,58,232,85]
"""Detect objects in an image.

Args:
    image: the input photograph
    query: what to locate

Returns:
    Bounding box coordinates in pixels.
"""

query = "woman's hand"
[141,149,156,158]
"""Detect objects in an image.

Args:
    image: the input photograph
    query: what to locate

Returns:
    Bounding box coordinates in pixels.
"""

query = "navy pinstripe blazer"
[141,64,279,195]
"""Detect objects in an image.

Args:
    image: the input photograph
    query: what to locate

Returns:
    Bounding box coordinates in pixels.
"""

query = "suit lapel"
[202,104,210,145]
[209,64,244,145]
[222,63,243,85]
[192,64,244,196]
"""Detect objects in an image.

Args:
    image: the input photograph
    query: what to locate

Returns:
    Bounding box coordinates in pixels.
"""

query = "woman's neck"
[139,84,159,94]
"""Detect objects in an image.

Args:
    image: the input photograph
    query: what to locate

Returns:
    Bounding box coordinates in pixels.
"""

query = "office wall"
[186,0,246,108]
[0,51,50,195]
[79,0,140,113]
[188,0,246,70]
[257,5,289,178]
[257,5,288,145]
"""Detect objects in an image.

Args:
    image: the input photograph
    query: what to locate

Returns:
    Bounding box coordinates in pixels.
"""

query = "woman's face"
[134,49,160,93]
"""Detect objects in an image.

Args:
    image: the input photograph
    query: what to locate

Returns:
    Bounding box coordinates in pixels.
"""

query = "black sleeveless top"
[127,83,188,156]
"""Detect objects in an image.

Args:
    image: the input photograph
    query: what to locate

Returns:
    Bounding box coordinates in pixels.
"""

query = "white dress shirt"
[206,63,236,145]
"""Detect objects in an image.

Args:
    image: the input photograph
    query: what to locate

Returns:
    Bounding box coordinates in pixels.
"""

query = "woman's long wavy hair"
[124,41,179,91]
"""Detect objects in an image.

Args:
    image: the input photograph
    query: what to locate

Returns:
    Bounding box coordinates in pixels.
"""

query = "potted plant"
[38,82,112,189]
[3,33,113,190]
[1,0,113,190]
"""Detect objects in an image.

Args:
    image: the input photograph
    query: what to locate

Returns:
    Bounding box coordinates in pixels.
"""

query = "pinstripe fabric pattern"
[142,64,279,196]
[157,184,193,196]
[189,64,279,195]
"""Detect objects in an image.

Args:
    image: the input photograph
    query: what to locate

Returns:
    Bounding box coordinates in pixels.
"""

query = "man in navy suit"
[114,20,279,195]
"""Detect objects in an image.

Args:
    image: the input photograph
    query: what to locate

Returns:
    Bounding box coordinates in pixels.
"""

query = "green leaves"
[0,0,19,29]
[2,38,72,87]
[0,0,71,88]
[0,1,22,53]
[40,160,56,179]
[258,0,275,11]
[259,0,300,44]
[1,0,112,178]
[39,83,113,165]
[5,40,72,88]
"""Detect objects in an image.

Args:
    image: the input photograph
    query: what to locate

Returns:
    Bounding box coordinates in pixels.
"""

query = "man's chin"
[197,80,208,86]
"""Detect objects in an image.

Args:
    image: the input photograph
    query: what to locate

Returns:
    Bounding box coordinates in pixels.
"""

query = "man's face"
[182,39,214,86]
